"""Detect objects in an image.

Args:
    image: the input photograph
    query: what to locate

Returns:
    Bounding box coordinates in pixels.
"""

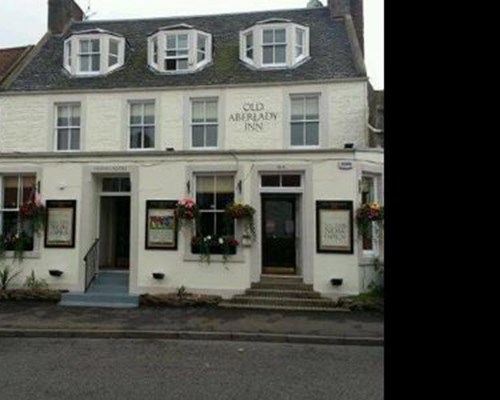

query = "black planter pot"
[330,278,343,286]
[191,243,237,255]
[49,269,64,277]
[152,272,165,280]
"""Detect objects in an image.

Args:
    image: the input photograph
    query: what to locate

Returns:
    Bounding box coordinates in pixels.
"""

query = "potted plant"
[225,202,256,242]
[191,235,239,264]
[355,202,384,238]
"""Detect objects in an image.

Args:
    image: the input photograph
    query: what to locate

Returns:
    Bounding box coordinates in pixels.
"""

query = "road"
[0,338,383,400]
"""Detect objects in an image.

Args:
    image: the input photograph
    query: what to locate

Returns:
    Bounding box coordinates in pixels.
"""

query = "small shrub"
[177,285,187,299]
[0,265,22,290]
[24,270,49,290]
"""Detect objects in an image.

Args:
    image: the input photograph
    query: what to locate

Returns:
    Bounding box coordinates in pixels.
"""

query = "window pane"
[291,123,304,146]
[263,30,273,44]
[80,55,90,71]
[91,55,100,71]
[178,59,188,70]
[216,213,234,237]
[297,29,304,45]
[130,127,142,148]
[192,102,204,123]
[282,175,301,187]
[196,176,214,209]
[261,175,280,187]
[57,106,70,126]
[246,49,253,59]
[102,178,120,192]
[178,34,188,49]
[291,98,304,120]
[23,176,36,202]
[246,33,253,48]
[70,106,80,126]
[206,101,217,122]
[109,54,118,66]
[3,177,18,208]
[192,126,205,147]
[91,39,100,52]
[130,104,142,124]
[206,125,218,147]
[165,59,176,70]
[275,45,286,63]
[57,129,69,150]
[197,35,206,51]
[361,177,375,203]
[215,176,234,194]
[263,46,273,64]
[143,127,155,148]
[144,103,155,123]
[120,178,131,192]
[2,212,19,239]
[109,39,119,55]
[305,122,319,145]
[199,212,215,237]
[166,35,176,49]
[275,29,286,43]
[305,97,319,119]
[70,129,80,150]
[216,191,234,211]
[80,40,90,52]
[197,51,205,63]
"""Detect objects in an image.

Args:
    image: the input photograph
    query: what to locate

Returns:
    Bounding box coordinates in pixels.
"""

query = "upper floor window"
[148,25,212,74]
[129,101,155,149]
[240,19,310,69]
[56,103,81,151]
[290,95,319,147]
[191,99,218,149]
[0,174,36,252]
[63,29,125,77]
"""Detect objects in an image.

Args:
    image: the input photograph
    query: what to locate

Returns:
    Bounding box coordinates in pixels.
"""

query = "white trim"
[239,22,310,70]
[148,29,212,74]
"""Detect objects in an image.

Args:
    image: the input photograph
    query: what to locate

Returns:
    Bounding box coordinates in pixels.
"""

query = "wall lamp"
[186,180,191,194]
[237,180,242,194]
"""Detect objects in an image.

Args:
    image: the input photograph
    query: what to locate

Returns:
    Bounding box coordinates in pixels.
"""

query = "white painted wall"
[0,81,367,153]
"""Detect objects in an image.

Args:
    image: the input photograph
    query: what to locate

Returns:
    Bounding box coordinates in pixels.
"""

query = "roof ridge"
[70,6,326,26]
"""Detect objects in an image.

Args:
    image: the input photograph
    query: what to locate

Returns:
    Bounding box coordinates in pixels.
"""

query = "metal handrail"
[84,238,100,292]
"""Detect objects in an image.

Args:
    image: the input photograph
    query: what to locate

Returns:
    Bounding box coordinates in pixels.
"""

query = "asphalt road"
[0,338,383,400]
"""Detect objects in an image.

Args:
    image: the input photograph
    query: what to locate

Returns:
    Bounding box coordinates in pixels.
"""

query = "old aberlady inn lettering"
[228,102,278,132]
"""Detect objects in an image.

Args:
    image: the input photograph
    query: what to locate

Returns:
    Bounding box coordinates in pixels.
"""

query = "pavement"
[0,302,384,346]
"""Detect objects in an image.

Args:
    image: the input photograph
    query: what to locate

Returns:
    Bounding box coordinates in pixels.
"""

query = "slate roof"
[0,46,32,83]
[6,7,362,92]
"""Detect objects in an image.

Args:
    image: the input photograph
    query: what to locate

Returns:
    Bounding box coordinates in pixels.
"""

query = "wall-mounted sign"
[45,200,77,248]
[338,161,353,170]
[145,200,178,250]
[228,102,278,132]
[316,200,353,254]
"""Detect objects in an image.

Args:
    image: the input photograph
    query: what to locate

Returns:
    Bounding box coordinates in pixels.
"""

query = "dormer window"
[240,19,310,69]
[63,29,125,77]
[148,24,212,74]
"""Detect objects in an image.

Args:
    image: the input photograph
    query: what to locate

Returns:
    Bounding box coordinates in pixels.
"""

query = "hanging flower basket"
[174,198,200,230]
[355,202,384,237]
[225,202,257,241]
[19,190,46,234]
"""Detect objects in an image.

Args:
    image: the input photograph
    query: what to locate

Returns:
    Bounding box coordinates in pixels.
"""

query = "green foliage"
[24,270,49,290]
[0,265,22,290]
[176,285,187,299]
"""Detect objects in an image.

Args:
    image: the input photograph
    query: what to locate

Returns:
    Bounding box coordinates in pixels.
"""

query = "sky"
[0,0,383,88]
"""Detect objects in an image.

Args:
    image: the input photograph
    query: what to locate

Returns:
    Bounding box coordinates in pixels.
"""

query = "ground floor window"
[0,174,36,251]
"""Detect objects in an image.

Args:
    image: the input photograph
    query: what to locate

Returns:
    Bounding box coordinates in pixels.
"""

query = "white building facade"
[0,0,383,299]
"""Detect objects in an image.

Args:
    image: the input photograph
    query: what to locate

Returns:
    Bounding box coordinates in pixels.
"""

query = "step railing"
[84,238,100,292]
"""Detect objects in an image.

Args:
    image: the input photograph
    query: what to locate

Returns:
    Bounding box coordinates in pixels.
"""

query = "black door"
[114,197,130,269]
[262,195,296,272]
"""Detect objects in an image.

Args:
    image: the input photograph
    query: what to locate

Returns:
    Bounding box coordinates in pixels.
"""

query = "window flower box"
[191,236,239,264]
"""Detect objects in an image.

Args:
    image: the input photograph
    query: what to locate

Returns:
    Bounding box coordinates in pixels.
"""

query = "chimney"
[328,0,364,54]
[48,0,84,35]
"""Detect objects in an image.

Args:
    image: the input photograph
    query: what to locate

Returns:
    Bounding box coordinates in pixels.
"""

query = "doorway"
[99,196,130,270]
[261,195,296,274]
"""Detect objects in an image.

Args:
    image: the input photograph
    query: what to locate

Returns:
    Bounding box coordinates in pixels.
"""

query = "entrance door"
[262,195,296,274]
[99,196,130,270]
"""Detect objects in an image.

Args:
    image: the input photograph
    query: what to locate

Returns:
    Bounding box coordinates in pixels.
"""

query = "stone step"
[226,295,339,308]
[87,284,129,294]
[260,275,304,283]
[244,288,321,299]
[218,302,349,312]
[251,282,314,291]
[59,292,139,308]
